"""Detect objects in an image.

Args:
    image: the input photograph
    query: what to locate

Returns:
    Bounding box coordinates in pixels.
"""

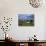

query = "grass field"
[18,20,34,26]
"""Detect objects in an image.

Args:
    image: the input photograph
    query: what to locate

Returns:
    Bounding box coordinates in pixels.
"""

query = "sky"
[18,14,34,20]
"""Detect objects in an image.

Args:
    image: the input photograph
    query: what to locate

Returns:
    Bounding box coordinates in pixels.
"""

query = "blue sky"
[18,14,34,20]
